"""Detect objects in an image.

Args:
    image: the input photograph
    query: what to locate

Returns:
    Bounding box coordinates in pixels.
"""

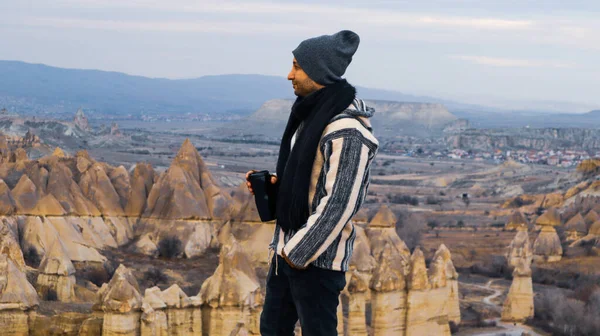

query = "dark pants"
[260,255,346,336]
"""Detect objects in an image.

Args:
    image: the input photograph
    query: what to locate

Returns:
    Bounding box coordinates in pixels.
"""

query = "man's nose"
[287,70,294,80]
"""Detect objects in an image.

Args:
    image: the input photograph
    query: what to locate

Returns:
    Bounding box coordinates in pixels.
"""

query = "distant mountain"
[2,60,598,130]
[0,60,298,116]
[0,60,456,118]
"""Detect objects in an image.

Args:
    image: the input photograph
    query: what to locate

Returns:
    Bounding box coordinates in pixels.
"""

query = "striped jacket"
[270,98,379,272]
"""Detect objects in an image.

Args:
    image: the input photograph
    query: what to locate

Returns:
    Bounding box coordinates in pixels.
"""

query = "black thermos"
[248,170,277,222]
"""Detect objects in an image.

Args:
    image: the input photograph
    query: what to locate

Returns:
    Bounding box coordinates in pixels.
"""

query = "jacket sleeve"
[282,131,373,268]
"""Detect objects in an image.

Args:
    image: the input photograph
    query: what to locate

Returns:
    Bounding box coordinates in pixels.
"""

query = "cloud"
[449,55,576,68]
[49,0,533,30]
[14,17,320,35]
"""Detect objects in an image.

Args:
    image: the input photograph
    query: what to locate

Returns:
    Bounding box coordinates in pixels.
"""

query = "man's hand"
[245,170,277,195]
[282,249,307,270]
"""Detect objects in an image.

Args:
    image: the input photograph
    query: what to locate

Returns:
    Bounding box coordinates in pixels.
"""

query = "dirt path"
[472,279,547,336]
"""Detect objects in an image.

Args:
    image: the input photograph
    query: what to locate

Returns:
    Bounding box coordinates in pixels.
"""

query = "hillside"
[241,98,457,137]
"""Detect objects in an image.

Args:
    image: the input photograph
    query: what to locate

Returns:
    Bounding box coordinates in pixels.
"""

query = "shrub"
[534,290,600,335]
[469,255,511,279]
[426,196,443,205]
[506,196,535,208]
[158,236,183,258]
[397,219,425,251]
[457,220,465,228]
[81,267,111,287]
[389,195,419,206]
[427,220,439,230]
[144,267,168,287]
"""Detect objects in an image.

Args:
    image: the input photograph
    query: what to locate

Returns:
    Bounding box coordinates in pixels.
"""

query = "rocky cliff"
[446,127,600,151]
[247,99,458,137]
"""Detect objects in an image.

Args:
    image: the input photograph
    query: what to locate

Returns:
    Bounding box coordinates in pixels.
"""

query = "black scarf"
[275,79,356,233]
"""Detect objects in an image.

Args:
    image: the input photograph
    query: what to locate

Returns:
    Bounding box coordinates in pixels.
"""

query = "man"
[246,30,379,335]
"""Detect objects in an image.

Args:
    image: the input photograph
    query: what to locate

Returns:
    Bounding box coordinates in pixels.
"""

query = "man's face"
[287,58,323,97]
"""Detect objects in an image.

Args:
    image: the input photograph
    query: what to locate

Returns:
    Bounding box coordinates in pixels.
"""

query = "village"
[386,146,594,168]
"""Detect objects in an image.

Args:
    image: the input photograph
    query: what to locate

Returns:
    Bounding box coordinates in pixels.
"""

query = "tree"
[427,220,438,231]
[158,236,183,258]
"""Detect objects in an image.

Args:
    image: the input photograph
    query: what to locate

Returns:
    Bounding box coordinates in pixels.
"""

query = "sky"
[1,0,599,112]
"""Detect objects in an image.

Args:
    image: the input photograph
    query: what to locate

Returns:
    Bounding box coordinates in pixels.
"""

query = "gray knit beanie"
[292,30,360,86]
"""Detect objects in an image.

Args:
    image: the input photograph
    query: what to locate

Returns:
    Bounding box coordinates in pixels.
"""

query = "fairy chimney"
[369,242,407,335]
[533,225,563,263]
[36,238,76,302]
[506,225,533,270]
[160,284,202,335]
[0,254,40,336]
[433,244,461,325]
[366,205,411,275]
[564,213,587,241]
[505,210,528,230]
[199,237,263,336]
[501,258,534,322]
[405,248,450,336]
[95,264,143,336]
[346,269,369,336]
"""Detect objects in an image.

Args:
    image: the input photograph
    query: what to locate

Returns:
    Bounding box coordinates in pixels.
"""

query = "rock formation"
[501,258,534,322]
[366,205,411,275]
[533,225,563,263]
[134,233,159,257]
[36,238,76,301]
[565,181,590,199]
[46,161,101,216]
[433,244,461,325]
[109,166,130,209]
[0,179,16,215]
[160,284,202,335]
[564,213,587,241]
[506,225,533,269]
[589,220,600,236]
[144,139,231,220]
[585,209,600,231]
[140,287,168,336]
[52,147,66,158]
[199,237,263,336]
[12,148,28,162]
[346,269,369,336]
[532,207,563,262]
[95,264,143,336]
[74,108,90,131]
[353,208,370,224]
[534,207,561,228]
[12,174,39,214]
[124,163,155,217]
[44,217,107,263]
[369,243,407,335]
[30,194,67,216]
[505,210,528,230]
[110,122,121,137]
[79,163,124,216]
[183,223,214,259]
[0,218,26,271]
[228,322,250,336]
[230,183,261,224]
[0,254,39,336]
[405,248,450,336]
[349,226,376,282]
